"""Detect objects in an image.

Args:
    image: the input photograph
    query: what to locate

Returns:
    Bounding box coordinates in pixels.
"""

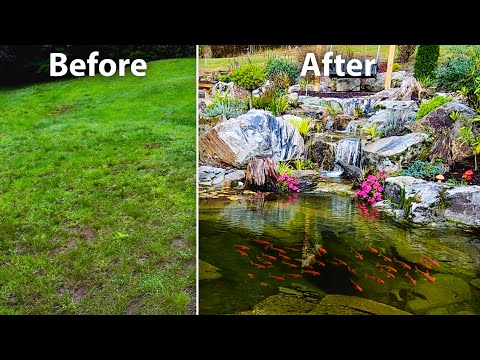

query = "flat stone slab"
[199,259,222,281]
[311,294,412,315]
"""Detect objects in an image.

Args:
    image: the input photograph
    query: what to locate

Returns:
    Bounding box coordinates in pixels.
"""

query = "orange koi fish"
[235,244,250,250]
[379,267,395,278]
[415,267,436,283]
[365,274,385,284]
[262,254,277,261]
[247,273,254,278]
[393,256,412,270]
[236,250,249,257]
[263,261,273,266]
[414,261,432,270]
[269,275,285,281]
[317,261,326,267]
[282,260,298,268]
[315,246,327,255]
[376,263,397,273]
[251,261,266,269]
[351,280,362,292]
[351,247,363,261]
[405,272,416,286]
[378,253,392,263]
[367,246,379,254]
[272,247,287,254]
[279,254,291,260]
[421,255,441,268]
[348,266,357,275]
[304,264,314,270]
[328,260,340,266]
[302,270,321,276]
[285,247,301,252]
[333,257,348,267]
[285,273,303,278]
[253,239,270,245]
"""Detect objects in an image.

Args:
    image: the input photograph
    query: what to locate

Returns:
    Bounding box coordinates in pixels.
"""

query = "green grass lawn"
[200,45,464,73]
[0,58,196,314]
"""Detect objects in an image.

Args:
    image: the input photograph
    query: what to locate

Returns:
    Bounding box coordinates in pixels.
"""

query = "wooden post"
[384,45,396,89]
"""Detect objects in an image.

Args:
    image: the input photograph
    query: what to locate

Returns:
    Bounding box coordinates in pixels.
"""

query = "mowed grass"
[0,58,196,314]
[200,45,464,73]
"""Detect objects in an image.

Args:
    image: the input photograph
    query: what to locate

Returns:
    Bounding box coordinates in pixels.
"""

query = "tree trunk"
[245,156,280,192]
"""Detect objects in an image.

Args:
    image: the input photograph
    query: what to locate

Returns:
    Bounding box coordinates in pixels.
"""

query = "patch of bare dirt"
[172,237,187,250]
[81,227,96,243]
[184,285,196,315]
[125,297,143,315]
[51,104,75,116]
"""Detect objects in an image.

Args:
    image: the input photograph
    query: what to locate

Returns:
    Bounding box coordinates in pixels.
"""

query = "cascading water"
[322,138,363,177]
[344,120,363,135]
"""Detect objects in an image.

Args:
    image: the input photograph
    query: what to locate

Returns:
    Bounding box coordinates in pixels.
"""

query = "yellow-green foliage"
[289,117,311,136]
[277,161,294,175]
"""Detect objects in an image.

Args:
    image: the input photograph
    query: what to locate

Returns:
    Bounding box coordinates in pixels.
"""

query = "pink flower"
[364,185,372,193]
[376,194,382,201]
[378,186,383,192]
[367,197,376,205]
[361,181,368,188]
[288,183,294,189]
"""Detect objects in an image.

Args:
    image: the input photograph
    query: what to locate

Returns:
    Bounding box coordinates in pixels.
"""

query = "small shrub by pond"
[400,160,444,180]
[203,93,248,119]
[265,57,300,90]
[416,96,452,120]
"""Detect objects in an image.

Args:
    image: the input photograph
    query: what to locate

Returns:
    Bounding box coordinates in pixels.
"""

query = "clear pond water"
[199,192,480,315]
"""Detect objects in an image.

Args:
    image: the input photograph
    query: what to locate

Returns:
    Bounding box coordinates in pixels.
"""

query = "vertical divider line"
[195,44,200,316]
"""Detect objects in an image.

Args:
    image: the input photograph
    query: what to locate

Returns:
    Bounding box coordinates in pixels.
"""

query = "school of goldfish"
[234,239,441,292]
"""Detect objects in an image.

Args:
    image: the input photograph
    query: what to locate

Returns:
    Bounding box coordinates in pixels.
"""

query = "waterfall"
[344,120,363,135]
[333,138,361,171]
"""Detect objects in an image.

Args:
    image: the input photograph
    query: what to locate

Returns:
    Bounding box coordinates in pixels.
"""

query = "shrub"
[400,160,444,180]
[216,73,232,82]
[416,96,452,119]
[392,63,403,72]
[355,170,387,205]
[414,45,440,81]
[276,173,300,193]
[203,93,247,119]
[231,64,266,108]
[269,95,290,116]
[396,45,416,64]
[288,117,311,136]
[277,162,294,176]
[265,57,300,89]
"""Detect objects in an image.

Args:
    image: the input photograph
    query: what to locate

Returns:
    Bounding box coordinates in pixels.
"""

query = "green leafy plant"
[449,111,463,122]
[457,116,480,170]
[203,92,248,119]
[392,63,402,72]
[446,178,468,185]
[265,57,300,90]
[293,159,305,170]
[289,116,311,136]
[361,123,377,137]
[414,45,440,81]
[269,95,290,116]
[417,75,435,88]
[325,103,341,116]
[400,160,444,180]
[216,73,232,82]
[277,162,294,176]
[231,64,266,109]
[353,106,365,118]
[303,159,319,170]
[416,96,452,119]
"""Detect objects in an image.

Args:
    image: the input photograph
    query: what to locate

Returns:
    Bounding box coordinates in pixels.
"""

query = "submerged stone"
[199,259,222,281]
[310,295,412,315]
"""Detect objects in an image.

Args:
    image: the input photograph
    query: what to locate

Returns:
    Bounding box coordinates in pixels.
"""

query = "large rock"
[198,166,226,186]
[306,133,336,170]
[336,78,361,92]
[443,186,480,227]
[405,274,472,314]
[412,101,475,170]
[363,133,429,174]
[292,170,322,191]
[199,259,222,281]
[364,71,406,92]
[199,110,305,168]
[381,177,480,228]
[311,295,411,315]
[299,96,375,116]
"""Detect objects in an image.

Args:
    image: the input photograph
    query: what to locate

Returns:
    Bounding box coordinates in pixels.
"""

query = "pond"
[199,191,480,315]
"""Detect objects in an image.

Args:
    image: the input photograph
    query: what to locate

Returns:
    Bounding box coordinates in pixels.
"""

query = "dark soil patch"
[297,91,375,98]
[81,227,97,243]
[445,156,480,185]
[125,297,143,315]
[51,104,75,116]
[172,237,187,250]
